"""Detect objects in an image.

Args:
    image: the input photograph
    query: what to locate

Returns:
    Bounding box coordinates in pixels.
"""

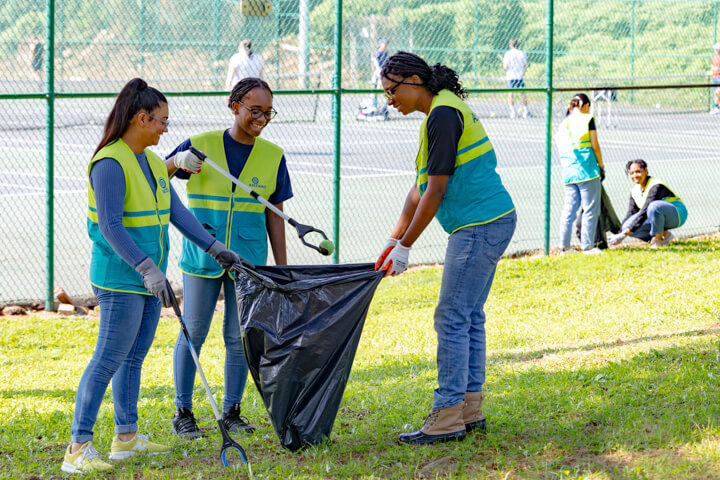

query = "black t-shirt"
[427,106,464,176]
[623,180,677,232]
[588,117,596,130]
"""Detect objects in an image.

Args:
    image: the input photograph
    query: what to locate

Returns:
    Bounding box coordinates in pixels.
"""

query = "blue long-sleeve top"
[90,153,215,269]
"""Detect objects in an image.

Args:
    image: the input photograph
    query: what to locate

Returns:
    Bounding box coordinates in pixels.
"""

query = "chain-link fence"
[2,0,720,306]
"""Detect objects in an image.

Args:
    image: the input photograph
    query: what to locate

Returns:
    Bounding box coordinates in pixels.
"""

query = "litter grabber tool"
[167,284,250,470]
[188,146,334,256]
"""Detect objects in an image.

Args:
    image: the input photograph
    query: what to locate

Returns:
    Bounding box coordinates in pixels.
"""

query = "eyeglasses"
[136,112,170,129]
[383,77,423,99]
[238,101,277,121]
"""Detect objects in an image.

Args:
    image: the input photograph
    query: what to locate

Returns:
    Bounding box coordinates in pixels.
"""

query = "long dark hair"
[381,51,467,99]
[566,93,591,115]
[93,78,167,157]
[228,77,272,109]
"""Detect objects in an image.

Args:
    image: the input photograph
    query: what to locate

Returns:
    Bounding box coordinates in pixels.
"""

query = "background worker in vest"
[374,52,516,445]
[608,159,687,248]
[64,78,243,474]
[556,93,605,255]
[165,77,293,439]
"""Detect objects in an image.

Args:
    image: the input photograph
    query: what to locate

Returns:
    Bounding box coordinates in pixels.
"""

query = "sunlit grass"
[2,237,720,479]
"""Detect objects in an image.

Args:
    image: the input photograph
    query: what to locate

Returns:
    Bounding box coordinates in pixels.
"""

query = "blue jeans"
[173,273,248,413]
[432,211,517,410]
[559,178,601,250]
[70,287,161,443]
[622,200,681,241]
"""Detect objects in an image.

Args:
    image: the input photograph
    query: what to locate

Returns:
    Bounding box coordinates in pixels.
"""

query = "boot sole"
[465,418,487,433]
[398,431,466,445]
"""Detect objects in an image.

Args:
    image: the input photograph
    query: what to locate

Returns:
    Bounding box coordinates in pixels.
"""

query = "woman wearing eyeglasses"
[63,78,243,473]
[374,52,516,445]
[164,77,292,439]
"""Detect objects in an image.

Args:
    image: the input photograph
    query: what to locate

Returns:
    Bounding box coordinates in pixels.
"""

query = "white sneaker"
[61,441,112,473]
[650,231,674,248]
[711,107,720,115]
[582,247,603,255]
[109,432,172,460]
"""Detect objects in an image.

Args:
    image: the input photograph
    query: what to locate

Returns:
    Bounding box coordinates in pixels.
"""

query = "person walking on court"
[370,38,389,108]
[501,38,530,119]
[63,78,244,473]
[710,43,720,114]
[226,39,263,90]
[165,77,293,439]
[375,52,516,445]
[556,93,605,255]
[608,159,687,248]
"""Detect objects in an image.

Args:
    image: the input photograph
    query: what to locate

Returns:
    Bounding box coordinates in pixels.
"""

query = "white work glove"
[374,238,398,271]
[173,149,204,174]
[607,231,628,246]
[135,257,172,307]
[380,242,411,277]
[207,241,252,270]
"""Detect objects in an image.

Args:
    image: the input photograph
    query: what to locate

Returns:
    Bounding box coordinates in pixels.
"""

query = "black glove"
[135,257,172,307]
[599,167,606,182]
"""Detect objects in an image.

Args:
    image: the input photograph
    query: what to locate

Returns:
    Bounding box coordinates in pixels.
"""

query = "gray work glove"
[207,240,252,270]
[135,257,172,307]
[607,231,628,246]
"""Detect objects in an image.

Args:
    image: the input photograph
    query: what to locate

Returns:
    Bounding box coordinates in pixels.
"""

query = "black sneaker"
[171,408,203,439]
[221,404,255,433]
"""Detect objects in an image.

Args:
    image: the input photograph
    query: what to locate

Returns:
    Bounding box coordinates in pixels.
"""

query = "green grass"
[2,237,720,479]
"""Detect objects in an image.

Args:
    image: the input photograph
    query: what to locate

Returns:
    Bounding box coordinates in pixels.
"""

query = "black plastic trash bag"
[234,263,384,451]
[576,185,622,249]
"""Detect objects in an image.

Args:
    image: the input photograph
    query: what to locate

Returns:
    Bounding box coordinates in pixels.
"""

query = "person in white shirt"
[501,39,530,118]
[225,39,263,90]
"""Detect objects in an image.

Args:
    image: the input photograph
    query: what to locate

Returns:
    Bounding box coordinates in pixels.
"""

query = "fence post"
[543,0,554,256]
[45,0,55,311]
[331,0,342,263]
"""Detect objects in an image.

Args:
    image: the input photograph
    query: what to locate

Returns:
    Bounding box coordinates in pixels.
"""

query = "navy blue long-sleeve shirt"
[90,153,215,269]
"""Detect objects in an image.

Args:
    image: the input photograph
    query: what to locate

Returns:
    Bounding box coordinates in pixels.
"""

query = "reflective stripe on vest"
[631,177,687,226]
[179,130,282,276]
[556,112,600,184]
[87,139,171,294]
[415,90,515,234]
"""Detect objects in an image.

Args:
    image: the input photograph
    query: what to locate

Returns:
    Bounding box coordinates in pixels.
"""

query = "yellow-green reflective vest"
[631,177,688,226]
[87,139,171,294]
[416,89,515,235]
[556,112,600,184]
[180,130,282,276]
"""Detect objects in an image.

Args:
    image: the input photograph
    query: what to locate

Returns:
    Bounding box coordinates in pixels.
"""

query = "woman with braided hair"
[374,51,516,445]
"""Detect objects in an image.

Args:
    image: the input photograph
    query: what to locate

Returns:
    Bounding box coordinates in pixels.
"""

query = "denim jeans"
[559,178,601,250]
[622,200,681,241]
[70,287,161,443]
[432,211,517,411]
[173,272,248,413]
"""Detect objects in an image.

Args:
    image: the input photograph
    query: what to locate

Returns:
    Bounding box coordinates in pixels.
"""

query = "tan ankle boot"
[463,391,487,432]
[398,403,466,445]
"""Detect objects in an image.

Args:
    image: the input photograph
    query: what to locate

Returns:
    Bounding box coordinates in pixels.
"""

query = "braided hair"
[381,51,467,99]
[228,77,272,109]
[625,158,648,175]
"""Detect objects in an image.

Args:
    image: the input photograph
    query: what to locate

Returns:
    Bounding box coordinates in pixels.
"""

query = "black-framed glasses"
[383,77,423,99]
[238,101,277,121]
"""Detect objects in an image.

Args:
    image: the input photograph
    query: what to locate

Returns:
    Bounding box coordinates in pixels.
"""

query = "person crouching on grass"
[63,78,245,473]
[374,52,516,445]
[164,77,292,439]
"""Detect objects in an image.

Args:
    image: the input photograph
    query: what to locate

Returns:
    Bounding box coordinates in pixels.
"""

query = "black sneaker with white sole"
[171,408,203,439]
[221,404,255,433]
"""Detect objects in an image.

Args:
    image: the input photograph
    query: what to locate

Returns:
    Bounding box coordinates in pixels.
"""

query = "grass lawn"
[2,237,720,479]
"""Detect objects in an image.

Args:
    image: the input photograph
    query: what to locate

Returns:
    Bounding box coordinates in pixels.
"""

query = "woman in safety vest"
[164,77,292,439]
[556,93,605,254]
[63,78,242,474]
[608,159,687,247]
[374,52,516,445]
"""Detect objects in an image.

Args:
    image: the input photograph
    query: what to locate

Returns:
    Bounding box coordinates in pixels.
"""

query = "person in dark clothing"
[608,159,687,248]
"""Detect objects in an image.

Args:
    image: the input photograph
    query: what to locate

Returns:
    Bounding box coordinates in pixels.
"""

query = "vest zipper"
[225,191,234,249]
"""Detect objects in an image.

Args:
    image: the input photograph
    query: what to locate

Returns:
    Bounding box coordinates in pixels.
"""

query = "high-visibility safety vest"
[179,130,282,276]
[631,177,688,226]
[416,89,515,235]
[87,139,171,294]
[556,111,601,184]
